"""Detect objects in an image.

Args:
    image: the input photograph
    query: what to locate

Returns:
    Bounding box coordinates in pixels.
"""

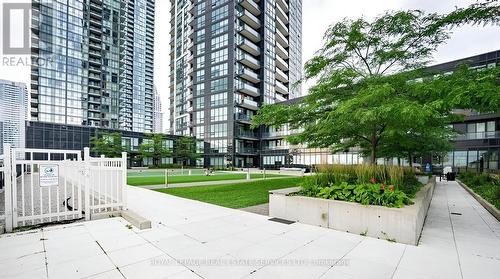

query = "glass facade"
[31,0,155,133]
[169,0,302,167]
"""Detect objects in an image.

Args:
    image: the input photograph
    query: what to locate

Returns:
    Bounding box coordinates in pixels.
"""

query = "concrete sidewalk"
[1,180,499,279]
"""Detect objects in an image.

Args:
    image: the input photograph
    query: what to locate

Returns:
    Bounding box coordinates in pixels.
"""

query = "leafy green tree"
[174,137,200,166]
[90,132,124,158]
[138,134,172,167]
[253,2,500,164]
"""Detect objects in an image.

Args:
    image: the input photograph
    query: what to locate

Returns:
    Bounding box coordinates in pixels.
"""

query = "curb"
[456,179,500,222]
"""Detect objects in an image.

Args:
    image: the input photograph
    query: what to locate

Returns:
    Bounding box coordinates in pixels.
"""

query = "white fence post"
[122,152,127,210]
[84,147,91,220]
[3,144,13,232]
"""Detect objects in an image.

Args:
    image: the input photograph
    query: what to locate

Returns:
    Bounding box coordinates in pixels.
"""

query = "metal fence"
[0,145,127,232]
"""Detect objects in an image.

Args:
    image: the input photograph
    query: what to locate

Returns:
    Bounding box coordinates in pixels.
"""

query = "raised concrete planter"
[457,179,500,222]
[269,177,436,245]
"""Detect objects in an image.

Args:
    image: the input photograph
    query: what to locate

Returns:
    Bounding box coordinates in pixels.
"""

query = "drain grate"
[268,217,295,225]
[451,212,462,216]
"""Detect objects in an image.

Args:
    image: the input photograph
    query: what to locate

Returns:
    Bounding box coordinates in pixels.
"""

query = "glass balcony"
[276,3,289,24]
[238,0,261,16]
[276,16,289,36]
[237,66,261,83]
[236,82,261,97]
[276,43,288,60]
[275,80,289,95]
[237,8,261,29]
[276,67,288,83]
[235,113,253,123]
[276,0,289,12]
[236,130,259,139]
[276,55,289,71]
[237,21,261,43]
[236,147,258,154]
[261,130,289,138]
[237,36,261,56]
[236,98,259,110]
[454,131,500,140]
[276,29,289,48]
[237,51,261,69]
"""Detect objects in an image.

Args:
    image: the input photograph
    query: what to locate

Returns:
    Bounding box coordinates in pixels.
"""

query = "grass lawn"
[127,173,289,186]
[154,177,304,208]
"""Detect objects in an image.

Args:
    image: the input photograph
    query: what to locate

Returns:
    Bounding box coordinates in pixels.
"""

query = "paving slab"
[0,180,498,279]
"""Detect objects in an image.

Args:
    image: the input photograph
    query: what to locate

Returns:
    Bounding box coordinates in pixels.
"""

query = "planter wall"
[269,177,436,245]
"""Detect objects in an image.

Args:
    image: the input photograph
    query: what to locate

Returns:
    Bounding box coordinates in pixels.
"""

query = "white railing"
[85,148,127,217]
[0,145,127,232]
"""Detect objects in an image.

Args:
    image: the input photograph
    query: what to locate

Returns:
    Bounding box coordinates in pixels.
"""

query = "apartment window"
[211,63,228,78]
[209,139,228,153]
[195,15,205,29]
[195,97,204,109]
[211,34,228,49]
[211,48,228,64]
[195,126,205,138]
[210,92,227,106]
[195,70,205,82]
[196,43,205,55]
[212,5,228,22]
[210,123,228,138]
[210,107,227,122]
[196,56,205,69]
[195,111,204,124]
[196,2,206,16]
[196,29,205,42]
[211,19,228,36]
[195,83,205,96]
[210,78,227,92]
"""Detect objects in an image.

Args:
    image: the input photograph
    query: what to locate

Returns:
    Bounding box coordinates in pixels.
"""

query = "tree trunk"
[408,152,413,167]
[397,157,401,166]
[370,131,377,165]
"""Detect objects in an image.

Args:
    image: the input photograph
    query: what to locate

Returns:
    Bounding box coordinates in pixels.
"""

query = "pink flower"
[369,178,376,184]
[380,184,386,190]
[389,186,395,192]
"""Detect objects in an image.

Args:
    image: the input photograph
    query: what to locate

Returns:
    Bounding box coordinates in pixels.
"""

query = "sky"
[0,0,499,132]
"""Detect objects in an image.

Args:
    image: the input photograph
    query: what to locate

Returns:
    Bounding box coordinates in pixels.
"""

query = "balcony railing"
[237,21,261,42]
[237,7,261,29]
[237,52,261,69]
[276,67,288,83]
[454,131,500,140]
[238,0,261,16]
[276,3,289,24]
[236,147,258,154]
[261,130,290,138]
[237,67,260,83]
[276,16,289,36]
[276,0,289,12]
[237,36,260,56]
[276,29,289,48]
[275,80,289,95]
[236,130,259,139]
[276,43,288,60]
[276,55,289,71]
[235,113,253,122]
[236,82,261,97]
[236,99,259,110]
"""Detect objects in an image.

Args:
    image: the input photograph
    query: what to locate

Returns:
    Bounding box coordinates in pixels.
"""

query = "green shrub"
[299,164,422,208]
[458,172,500,210]
[299,181,412,208]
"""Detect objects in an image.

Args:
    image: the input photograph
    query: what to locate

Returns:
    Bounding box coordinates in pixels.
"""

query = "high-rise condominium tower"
[30,0,155,133]
[0,80,28,151]
[169,0,302,167]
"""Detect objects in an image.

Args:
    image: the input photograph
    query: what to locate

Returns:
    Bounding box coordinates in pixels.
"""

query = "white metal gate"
[0,145,127,232]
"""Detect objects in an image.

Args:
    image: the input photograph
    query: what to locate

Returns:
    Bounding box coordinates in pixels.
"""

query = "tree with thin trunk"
[252,2,500,164]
